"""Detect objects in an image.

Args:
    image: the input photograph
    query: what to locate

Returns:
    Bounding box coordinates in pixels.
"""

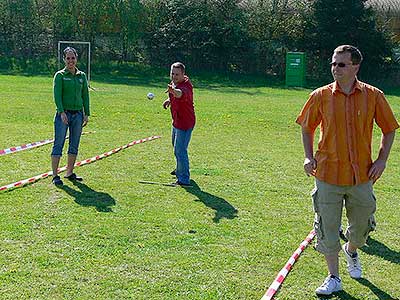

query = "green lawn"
[0,73,399,300]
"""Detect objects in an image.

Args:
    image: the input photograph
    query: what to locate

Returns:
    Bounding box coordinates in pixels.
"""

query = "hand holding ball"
[147,92,154,100]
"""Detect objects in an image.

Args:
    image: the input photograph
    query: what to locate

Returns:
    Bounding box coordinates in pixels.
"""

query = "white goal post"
[58,41,91,86]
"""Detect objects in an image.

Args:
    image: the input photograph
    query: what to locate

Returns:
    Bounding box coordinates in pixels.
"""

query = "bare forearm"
[377,131,395,162]
[301,127,317,176]
[172,88,182,98]
[302,128,315,159]
[368,131,396,182]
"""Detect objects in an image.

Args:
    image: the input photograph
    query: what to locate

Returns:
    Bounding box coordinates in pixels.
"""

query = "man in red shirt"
[163,62,196,186]
[296,45,399,295]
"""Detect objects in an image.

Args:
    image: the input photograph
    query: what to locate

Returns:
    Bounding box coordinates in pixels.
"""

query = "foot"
[173,180,192,187]
[315,275,342,295]
[170,169,176,176]
[64,173,83,181]
[52,175,63,186]
[342,242,362,278]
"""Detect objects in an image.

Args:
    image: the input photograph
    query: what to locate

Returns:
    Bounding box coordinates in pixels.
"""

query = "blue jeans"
[172,126,193,184]
[51,111,83,156]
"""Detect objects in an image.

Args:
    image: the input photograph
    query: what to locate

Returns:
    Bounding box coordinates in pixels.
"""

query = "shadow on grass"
[355,278,398,300]
[317,290,359,300]
[183,179,238,223]
[58,181,116,212]
[360,236,400,265]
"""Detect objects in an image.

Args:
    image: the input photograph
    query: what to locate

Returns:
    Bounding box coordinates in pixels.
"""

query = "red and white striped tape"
[0,131,95,156]
[0,135,161,192]
[261,229,316,300]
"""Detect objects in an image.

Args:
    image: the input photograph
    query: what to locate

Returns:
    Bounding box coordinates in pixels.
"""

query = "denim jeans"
[51,111,83,156]
[172,126,193,184]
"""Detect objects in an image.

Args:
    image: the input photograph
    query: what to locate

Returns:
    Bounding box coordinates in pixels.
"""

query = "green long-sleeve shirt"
[53,68,90,116]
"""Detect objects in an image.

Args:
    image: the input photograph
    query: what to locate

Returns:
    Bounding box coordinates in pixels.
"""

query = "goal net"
[57,41,91,86]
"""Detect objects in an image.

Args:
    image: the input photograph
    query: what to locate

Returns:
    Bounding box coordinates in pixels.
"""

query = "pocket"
[314,214,324,240]
[364,215,376,238]
[311,187,319,213]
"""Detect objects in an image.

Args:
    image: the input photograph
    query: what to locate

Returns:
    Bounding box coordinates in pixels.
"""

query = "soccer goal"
[58,41,91,86]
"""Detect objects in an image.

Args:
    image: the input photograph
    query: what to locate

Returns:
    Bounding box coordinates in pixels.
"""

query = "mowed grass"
[0,73,399,300]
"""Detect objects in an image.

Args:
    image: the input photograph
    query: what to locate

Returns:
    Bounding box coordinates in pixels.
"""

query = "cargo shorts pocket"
[311,188,324,239]
[364,215,376,239]
[314,214,324,240]
[311,187,319,213]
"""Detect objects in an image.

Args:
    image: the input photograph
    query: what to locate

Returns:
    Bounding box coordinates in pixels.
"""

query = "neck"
[67,66,76,74]
[337,78,356,95]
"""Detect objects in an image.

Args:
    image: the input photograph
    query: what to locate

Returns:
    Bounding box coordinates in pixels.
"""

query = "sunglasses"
[330,62,352,68]
[65,57,76,60]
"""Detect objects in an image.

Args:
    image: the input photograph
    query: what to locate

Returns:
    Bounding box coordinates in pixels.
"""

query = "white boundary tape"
[0,131,95,156]
[0,135,161,192]
[261,229,316,300]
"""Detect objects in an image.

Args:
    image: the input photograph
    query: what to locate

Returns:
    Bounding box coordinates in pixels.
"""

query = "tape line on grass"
[0,135,161,192]
[261,229,316,300]
[0,131,95,156]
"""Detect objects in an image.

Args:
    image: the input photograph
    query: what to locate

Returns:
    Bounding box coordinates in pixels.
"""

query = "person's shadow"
[183,180,238,223]
[355,278,398,300]
[317,279,397,300]
[58,181,116,212]
[317,290,359,300]
[360,236,400,265]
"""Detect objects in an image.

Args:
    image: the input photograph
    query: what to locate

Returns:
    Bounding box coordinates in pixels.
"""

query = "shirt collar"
[63,67,82,75]
[332,78,362,95]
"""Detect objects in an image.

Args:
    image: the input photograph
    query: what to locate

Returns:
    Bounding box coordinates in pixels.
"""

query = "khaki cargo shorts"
[312,179,376,255]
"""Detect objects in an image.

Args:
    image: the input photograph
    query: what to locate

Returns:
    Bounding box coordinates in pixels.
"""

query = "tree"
[0,0,42,59]
[243,0,309,75]
[302,0,395,82]
[142,0,251,72]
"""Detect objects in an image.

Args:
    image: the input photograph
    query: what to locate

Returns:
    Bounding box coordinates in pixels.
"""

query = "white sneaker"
[342,242,362,278]
[315,275,342,295]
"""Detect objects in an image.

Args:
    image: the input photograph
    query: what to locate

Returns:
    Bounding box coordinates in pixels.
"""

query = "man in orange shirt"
[296,45,399,296]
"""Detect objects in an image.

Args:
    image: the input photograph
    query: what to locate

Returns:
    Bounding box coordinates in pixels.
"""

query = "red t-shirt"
[169,76,196,130]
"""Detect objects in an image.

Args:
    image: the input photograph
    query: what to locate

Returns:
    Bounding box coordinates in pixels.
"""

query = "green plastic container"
[285,52,306,87]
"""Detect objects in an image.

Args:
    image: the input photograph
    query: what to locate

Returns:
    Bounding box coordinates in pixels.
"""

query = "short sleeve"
[375,92,399,134]
[295,91,322,132]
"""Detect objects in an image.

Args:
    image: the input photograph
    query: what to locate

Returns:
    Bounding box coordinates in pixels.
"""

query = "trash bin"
[286,52,306,87]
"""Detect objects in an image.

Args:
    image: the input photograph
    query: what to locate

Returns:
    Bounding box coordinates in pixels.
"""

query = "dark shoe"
[173,180,192,187]
[170,169,176,176]
[52,175,63,186]
[65,173,83,181]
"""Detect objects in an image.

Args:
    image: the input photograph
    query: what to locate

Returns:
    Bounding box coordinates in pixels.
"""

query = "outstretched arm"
[167,84,182,98]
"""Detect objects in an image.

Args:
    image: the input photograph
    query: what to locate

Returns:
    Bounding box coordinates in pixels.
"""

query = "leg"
[345,181,376,249]
[65,112,83,177]
[325,254,339,277]
[51,113,68,177]
[173,127,193,184]
[341,181,376,278]
[66,154,78,176]
[171,127,177,175]
[312,180,344,256]
[312,180,345,294]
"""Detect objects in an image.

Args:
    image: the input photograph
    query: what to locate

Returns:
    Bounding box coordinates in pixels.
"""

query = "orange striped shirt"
[296,80,399,186]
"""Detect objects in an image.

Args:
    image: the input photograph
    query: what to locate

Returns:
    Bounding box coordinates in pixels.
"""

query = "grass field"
[0,73,399,300]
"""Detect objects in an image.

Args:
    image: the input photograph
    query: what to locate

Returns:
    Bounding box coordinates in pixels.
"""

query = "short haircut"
[334,45,363,65]
[171,62,185,73]
[63,47,78,58]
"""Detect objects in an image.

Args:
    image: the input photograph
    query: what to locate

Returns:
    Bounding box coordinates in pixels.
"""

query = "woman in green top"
[51,47,90,186]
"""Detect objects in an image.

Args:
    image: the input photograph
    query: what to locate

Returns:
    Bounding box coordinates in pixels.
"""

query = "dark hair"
[63,47,78,58]
[334,45,363,65]
[171,62,185,73]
